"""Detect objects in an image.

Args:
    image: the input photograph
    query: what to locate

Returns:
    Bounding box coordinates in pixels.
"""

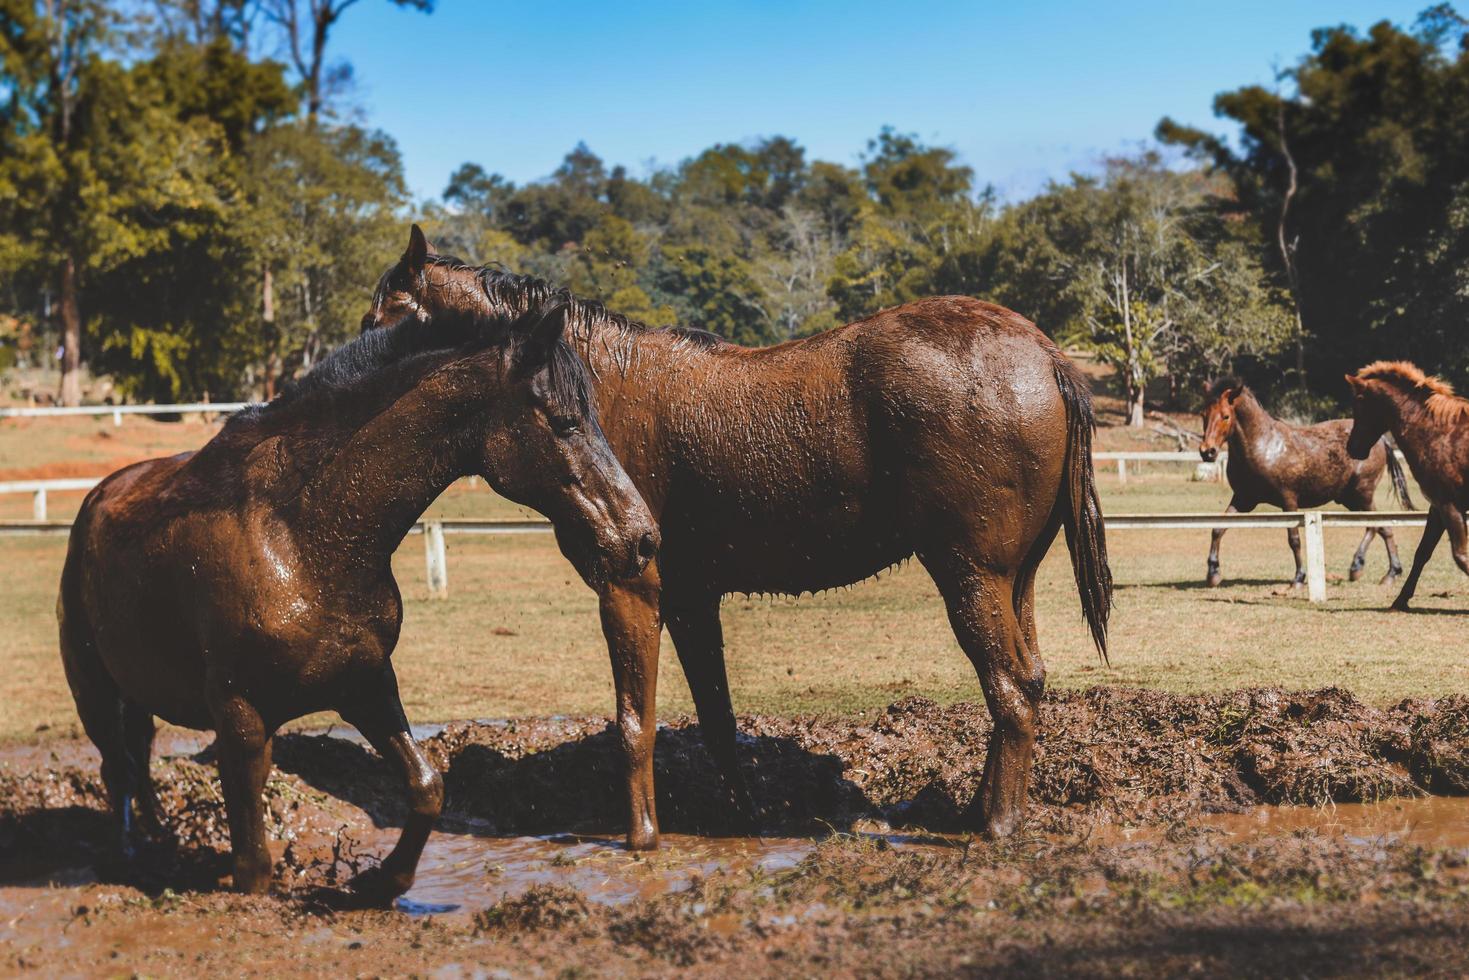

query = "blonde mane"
[1356,360,1469,425]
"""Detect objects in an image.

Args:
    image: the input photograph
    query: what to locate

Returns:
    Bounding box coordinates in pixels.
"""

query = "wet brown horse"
[1346,361,1469,610]
[58,303,657,901]
[1199,378,1412,588]
[362,226,1111,849]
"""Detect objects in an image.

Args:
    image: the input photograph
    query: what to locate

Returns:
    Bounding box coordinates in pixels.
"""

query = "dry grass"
[2,464,1464,745]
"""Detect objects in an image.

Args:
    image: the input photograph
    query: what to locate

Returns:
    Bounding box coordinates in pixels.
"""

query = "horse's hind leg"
[1349,528,1376,582]
[922,556,1040,838]
[59,608,145,857]
[338,662,443,904]
[1377,526,1404,585]
[210,694,274,894]
[1445,504,1469,574]
[664,593,757,832]
[122,701,166,838]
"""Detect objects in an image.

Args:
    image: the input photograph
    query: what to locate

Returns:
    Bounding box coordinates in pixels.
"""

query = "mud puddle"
[1108,795,1469,849]
[397,832,819,914]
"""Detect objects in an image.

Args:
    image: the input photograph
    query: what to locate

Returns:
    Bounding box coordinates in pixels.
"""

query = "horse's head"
[361,225,487,333]
[1199,379,1242,462]
[463,300,657,585]
[1343,372,1392,460]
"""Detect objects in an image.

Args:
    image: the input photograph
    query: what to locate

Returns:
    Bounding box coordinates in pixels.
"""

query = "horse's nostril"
[638,531,658,560]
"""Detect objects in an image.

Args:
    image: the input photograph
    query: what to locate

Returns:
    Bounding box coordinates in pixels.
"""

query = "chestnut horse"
[1346,361,1469,610]
[58,303,657,901]
[362,226,1112,849]
[1199,378,1412,588]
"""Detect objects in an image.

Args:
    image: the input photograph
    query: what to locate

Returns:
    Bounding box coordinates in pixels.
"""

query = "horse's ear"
[517,301,569,370]
[1344,373,1362,392]
[404,224,434,274]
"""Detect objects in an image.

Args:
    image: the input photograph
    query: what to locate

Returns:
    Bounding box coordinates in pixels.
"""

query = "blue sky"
[334,1,1428,202]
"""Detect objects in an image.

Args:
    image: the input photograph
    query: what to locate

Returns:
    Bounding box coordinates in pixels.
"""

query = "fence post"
[33,487,46,521]
[113,409,123,427]
[1216,451,1228,483]
[424,521,448,599]
[1117,458,1128,484]
[1304,512,1326,603]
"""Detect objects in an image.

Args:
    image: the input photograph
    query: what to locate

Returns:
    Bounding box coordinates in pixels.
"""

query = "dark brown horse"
[57,303,657,901]
[1346,361,1469,610]
[362,226,1112,849]
[1198,378,1412,588]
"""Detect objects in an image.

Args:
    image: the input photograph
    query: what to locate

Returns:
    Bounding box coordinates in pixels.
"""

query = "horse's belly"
[664,508,910,596]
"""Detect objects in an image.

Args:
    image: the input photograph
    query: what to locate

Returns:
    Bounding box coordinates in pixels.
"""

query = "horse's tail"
[1381,437,1415,510]
[1050,351,1112,662]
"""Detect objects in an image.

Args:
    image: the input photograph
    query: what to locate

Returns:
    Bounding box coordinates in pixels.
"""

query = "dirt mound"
[408,687,1463,838]
[2,686,1465,889]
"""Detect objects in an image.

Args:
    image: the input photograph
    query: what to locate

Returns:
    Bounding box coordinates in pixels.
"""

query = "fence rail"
[0,450,1232,521]
[0,402,250,424]
[0,510,1427,604]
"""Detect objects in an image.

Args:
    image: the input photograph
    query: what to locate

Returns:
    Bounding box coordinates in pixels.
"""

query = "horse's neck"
[1389,396,1446,484]
[1228,392,1277,460]
[296,382,474,566]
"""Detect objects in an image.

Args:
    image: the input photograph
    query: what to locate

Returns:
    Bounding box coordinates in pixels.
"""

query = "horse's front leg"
[1283,497,1306,589]
[664,592,757,833]
[339,662,443,905]
[599,561,663,850]
[1207,499,1240,586]
[1393,508,1445,611]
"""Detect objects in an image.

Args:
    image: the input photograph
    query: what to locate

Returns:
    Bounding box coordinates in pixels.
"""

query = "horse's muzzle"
[1199,447,1219,463]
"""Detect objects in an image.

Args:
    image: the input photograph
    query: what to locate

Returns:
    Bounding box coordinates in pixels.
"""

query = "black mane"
[230,305,593,428]
[418,256,729,369]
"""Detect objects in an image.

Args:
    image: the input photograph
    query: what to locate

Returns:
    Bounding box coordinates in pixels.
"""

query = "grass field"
[2,425,1464,745]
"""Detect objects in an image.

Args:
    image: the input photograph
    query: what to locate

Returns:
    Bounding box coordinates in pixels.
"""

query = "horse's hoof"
[1390,600,1412,613]
[346,864,413,907]
[1349,566,1365,583]
[1206,573,1223,588]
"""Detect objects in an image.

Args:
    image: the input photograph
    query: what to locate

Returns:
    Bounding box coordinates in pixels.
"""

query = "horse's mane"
[1205,376,1245,403]
[229,307,592,430]
[413,255,728,372]
[1356,360,1469,424]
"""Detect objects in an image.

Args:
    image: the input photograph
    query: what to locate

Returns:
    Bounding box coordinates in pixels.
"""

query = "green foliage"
[968,155,1293,423]
[1159,4,1469,394]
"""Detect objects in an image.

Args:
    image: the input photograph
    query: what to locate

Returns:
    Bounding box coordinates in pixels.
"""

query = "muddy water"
[1107,796,1469,848]
[391,798,1469,916]
[396,832,821,914]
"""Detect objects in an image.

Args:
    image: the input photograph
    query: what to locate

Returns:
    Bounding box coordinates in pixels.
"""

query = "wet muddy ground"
[2,686,1467,976]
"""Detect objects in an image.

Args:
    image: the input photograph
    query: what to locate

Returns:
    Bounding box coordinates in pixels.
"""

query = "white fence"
[0,402,250,425]
[0,450,1227,521]
[1095,450,1225,483]
[0,510,1426,604]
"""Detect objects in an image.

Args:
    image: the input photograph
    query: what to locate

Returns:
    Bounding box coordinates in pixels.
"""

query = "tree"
[0,0,251,404]
[990,154,1291,424]
[1158,6,1469,391]
[260,0,432,120]
[240,121,406,385]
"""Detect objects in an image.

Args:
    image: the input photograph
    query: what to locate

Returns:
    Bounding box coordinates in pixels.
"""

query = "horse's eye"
[550,415,580,437]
